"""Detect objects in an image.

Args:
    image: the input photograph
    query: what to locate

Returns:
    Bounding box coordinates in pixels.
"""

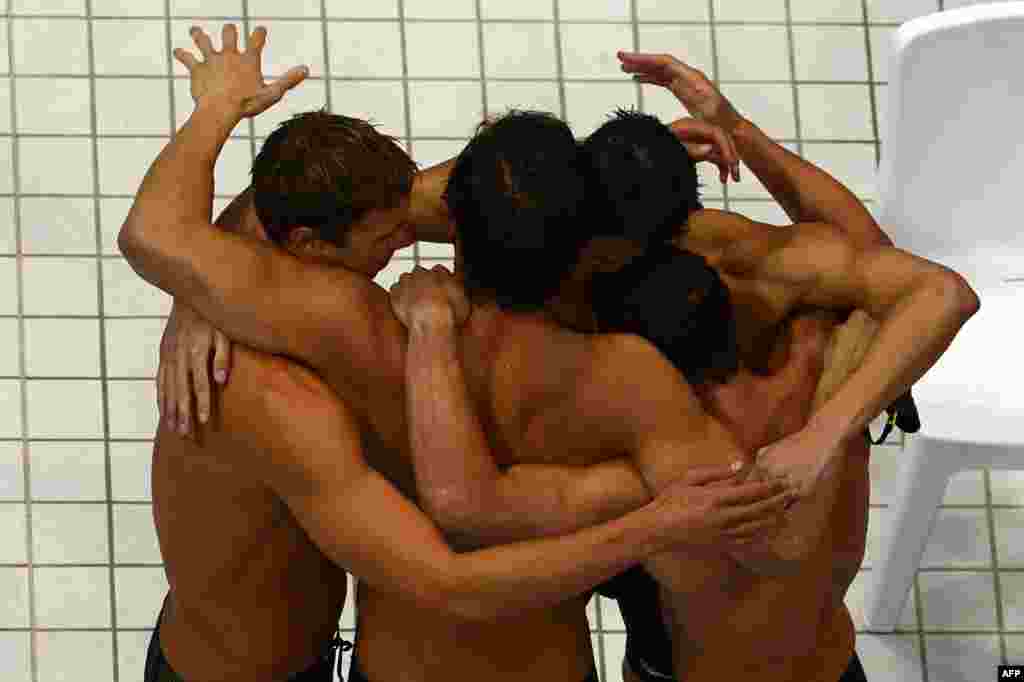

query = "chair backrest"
[878,2,1024,288]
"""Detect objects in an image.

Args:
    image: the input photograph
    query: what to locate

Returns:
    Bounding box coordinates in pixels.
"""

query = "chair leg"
[863,438,963,631]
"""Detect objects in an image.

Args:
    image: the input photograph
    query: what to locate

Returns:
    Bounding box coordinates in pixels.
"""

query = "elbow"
[431,572,503,622]
[117,219,141,262]
[426,489,489,540]
[935,271,981,323]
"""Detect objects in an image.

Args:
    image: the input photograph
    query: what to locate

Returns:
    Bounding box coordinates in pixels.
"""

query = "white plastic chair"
[864,2,1024,631]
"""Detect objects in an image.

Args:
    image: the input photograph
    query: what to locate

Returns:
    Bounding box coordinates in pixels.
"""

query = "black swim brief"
[347,646,598,681]
[595,565,675,681]
[143,594,351,682]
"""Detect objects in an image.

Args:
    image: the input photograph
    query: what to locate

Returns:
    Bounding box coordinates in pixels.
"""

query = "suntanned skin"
[124,29,976,682]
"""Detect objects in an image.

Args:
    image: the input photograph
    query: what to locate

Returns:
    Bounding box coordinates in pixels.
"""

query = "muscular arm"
[119,100,405,381]
[217,347,675,621]
[728,222,979,440]
[404,317,651,549]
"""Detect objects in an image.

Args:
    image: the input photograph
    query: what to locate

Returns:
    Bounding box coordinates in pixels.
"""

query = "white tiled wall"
[0,1,1018,681]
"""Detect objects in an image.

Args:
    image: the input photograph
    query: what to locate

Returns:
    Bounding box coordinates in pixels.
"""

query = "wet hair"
[250,108,417,247]
[591,243,739,386]
[443,110,590,311]
[581,109,702,245]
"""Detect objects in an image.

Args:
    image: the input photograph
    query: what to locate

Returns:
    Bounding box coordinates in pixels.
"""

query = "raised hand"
[669,116,741,183]
[390,265,472,331]
[618,51,742,133]
[173,24,308,119]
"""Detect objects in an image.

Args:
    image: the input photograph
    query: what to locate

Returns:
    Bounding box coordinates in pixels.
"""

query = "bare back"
[152,354,348,682]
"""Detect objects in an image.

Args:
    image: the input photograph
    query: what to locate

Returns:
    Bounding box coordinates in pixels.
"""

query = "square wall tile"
[0,442,24,500]
[722,83,796,140]
[924,635,1001,682]
[11,18,89,75]
[1004,634,1024,662]
[36,632,115,682]
[792,26,869,83]
[863,506,889,569]
[107,380,159,439]
[920,508,991,569]
[942,470,986,506]
[117,631,153,682]
[0,380,23,438]
[409,139,469,169]
[636,0,708,20]
[21,258,98,315]
[0,633,31,682]
[790,0,863,22]
[24,319,101,377]
[170,0,243,15]
[28,442,107,502]
[0,503,27,563]
[602,632,627,682]
[559,0,630,21]
[247,21,324,78]
[992,471,1024,505]
[563,81,637,137]
[329,81,407,138]
[104,319,165,378]
[599,595,625,630]
[585,594,597,630]
[714,0,786,22]
[483,23,557,79]
[96,137,169,196]
[248,0,321,17]
[715,27,790,81]
[0,139,11,195]
[373,260,416,289]
[560,23,635,79]
[20,198,97,256]
[0,318,19,376]
[869,26,897,82]
[12,0,84,12]
[0,80,7,133]
[994,509,1024,567]
[96,79,172,135]
[479,0,552,20]
[418,242,455,259]
[34,566,111,627]
[110,442,153,502]
[866,0,939,23]
[93,0,166,15]
[326,22,403,78]
[32,503,110,564]
[0,567,29,627]
[1001,572,1024,630]
[18,138,94,194]
[113,504,161,564]
[102,258,171,316]
[26,380,104,439]
[250,79,328,138]
[855,634,922,681]
[0,199,13,254]
[114,566,168,628]
[404,0,476,19]
[485,81,562,118]
[801,143,878,201]
[92,20,168,75]
[100,198,138,256]
[918,572,998,631]
[14,77,92,134]
[406,22,480,78]
[408,82,483,137]
[636,25,714,78]
[798,84,873,140]
[0,21,7,77]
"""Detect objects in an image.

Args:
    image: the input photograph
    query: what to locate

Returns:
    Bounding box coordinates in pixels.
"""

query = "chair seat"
[908,284,1024,447]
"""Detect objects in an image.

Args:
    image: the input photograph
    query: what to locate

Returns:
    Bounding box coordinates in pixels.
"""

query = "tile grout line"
[706,0,724,210]
[594,596,606,682]
[473,0,489,125]
[985,470,1010,664]
[914,569,929,680]
[241,3,255,174]
[629,0,642,114]
[84,2,121,680]
[0,76,896,84]
[551,0,569,122]
[6,11,40,682]
[860,0,882,169]
[317,0,331,117]
[395,0,418,266]
[782,0,804,162]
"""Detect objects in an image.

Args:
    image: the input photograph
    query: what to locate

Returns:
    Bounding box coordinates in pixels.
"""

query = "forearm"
[120,99,242,266]
[811,275,978,441]
[409,158,456,243]
[730,119,890,249]
[405,320,504,536]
